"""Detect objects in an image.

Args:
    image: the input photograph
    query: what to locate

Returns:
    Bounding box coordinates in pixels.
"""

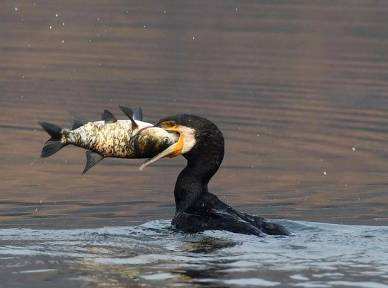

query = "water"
[1,220,388,288]
[2,0,388,225]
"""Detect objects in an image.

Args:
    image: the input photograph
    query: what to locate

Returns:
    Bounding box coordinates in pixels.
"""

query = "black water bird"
[143,114,289,237]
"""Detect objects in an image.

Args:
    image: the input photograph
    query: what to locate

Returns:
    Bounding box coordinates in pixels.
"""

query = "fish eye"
[163,137,170,145]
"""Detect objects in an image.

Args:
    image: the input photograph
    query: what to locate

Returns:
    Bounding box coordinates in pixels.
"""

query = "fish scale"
[67,120,151,158]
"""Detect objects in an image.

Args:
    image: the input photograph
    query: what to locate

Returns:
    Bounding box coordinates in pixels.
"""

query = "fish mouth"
[132,126,179,163]
[139,125,195,171]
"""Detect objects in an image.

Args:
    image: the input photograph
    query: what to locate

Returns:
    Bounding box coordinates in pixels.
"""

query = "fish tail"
[39,121,66,157]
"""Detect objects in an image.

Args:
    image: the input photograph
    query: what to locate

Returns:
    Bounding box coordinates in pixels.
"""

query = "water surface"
[1,220,388,287]
[1,1,388,224]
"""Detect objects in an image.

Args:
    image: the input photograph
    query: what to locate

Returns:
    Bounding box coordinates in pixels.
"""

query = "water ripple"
[1,220,388,287]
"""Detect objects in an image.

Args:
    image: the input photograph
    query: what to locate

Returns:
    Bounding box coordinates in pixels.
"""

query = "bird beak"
[161,127,185,158]
[139,127,184,171]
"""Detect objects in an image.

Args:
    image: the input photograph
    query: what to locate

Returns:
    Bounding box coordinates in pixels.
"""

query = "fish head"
[133,126,179,158]
[138,115,204,170]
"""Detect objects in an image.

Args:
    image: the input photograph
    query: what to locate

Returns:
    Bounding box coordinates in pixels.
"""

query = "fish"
[39,106,178,173]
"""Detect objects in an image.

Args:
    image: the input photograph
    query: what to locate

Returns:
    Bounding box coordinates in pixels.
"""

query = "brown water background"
[1,1,388,228]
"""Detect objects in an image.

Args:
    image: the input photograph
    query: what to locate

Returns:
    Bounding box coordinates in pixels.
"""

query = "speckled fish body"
[63,120,150,158]
[39,107,179,173]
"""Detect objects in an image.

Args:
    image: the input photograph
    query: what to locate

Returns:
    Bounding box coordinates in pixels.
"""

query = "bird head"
[139,114,224,170]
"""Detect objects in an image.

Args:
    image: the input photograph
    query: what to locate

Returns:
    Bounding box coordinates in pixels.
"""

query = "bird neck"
[174,134,224,213]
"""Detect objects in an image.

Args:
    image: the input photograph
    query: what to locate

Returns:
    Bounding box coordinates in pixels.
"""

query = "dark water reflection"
[1,1,388,286]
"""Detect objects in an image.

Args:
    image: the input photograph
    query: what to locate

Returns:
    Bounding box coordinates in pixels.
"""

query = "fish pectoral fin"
[83,151,104,174]
[139,142,178,171]
[102,109,117,123]
[133,107,143,121]
[119,106,138,129]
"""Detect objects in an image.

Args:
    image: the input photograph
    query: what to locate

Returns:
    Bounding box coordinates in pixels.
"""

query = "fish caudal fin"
[41,140,65,158]
[39,122,66,158]
[40,122,62,139]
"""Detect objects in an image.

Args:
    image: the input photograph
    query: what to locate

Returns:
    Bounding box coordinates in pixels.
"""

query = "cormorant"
[142,114,290,237]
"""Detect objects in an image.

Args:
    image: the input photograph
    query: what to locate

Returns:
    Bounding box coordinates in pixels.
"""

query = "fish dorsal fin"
[102,110,117,123]
[119,105,138,129]
[133,107,143,121]
[71,117,86,130]
[83,151,104,174]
